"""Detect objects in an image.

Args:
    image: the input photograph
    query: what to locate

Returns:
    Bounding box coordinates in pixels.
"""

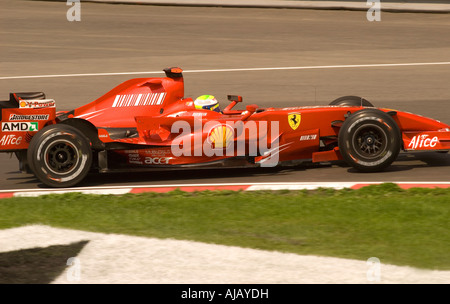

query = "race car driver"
[194,95,222,113]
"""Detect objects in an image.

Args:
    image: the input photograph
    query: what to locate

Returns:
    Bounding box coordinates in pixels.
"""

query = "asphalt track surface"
[0,0,449,190]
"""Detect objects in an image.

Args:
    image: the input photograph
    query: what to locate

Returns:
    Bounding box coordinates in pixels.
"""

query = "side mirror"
[227,95,243,103]
[223,95,243,114]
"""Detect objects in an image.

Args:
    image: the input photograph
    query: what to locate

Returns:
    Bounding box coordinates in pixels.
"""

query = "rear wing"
[0,92,56,151]
[1,92,45,108]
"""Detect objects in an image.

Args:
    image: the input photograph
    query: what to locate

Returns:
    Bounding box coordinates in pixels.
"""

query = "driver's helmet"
[194,95,221,113]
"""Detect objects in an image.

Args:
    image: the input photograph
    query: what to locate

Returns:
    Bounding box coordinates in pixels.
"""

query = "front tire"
[27,124,92,187]
[338,109,401,172]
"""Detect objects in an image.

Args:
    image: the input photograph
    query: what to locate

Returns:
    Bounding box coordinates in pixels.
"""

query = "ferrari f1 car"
[1,67,449,187]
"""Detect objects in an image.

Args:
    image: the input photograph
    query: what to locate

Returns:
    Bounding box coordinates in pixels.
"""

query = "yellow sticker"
[288,113,301,130]
[209,125,234,149]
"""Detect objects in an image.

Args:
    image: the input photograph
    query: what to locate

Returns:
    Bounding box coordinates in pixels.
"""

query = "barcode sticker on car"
[112,93,166,107]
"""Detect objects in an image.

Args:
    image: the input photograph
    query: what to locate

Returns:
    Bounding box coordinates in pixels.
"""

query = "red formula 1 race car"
[1,67,449,187]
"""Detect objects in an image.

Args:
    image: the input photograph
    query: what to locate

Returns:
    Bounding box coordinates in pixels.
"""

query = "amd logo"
[2,122,39,132]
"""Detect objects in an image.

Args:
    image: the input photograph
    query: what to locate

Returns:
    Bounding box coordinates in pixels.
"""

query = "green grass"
[1,183,449,270]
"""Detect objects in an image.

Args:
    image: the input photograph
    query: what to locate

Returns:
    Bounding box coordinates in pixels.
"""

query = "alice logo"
[67,0,81,22]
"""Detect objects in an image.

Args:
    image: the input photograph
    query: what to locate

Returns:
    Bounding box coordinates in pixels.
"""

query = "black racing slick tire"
[27,124,92,188]
[338,108,401,172]
[330,96,374,107]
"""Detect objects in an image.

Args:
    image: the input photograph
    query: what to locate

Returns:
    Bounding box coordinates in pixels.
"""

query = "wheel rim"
[44,140,79,175]
[352,124,388,159]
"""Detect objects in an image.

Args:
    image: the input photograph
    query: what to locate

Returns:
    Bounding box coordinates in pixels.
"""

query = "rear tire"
[338,108,401,172]
[330,96,374,107]
[27,124,92,187]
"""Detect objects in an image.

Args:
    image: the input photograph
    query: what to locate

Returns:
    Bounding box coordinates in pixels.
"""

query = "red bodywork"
[1,68,450,174]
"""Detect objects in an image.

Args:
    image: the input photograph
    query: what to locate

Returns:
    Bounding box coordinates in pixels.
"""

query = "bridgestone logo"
[9,114,50,121]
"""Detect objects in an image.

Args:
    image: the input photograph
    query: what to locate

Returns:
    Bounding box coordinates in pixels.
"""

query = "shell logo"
[208,125,234,149]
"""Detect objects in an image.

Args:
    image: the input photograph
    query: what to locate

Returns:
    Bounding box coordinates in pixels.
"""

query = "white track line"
[1,181,450,197]
[12,188,133,197]
[1,61,450,80]
[0,182,349,193]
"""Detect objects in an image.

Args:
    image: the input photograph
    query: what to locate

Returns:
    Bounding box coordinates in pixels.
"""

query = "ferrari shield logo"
[288,113,301,130]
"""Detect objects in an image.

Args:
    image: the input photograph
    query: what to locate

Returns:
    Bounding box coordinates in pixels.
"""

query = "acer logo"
[144,157,173,165]
[408,135,439,149]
